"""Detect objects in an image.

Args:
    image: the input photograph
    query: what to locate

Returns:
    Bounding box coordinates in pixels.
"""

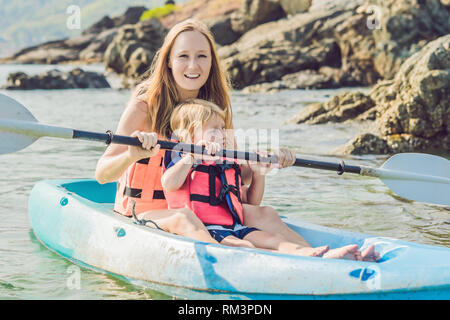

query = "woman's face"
[169,30,212,100]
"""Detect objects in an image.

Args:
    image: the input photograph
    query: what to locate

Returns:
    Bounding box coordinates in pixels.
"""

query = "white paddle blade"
[381,153,450,206]
[0,94,38,154]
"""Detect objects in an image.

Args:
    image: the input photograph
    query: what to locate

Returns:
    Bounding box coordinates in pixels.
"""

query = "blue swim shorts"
[205,223,259,243]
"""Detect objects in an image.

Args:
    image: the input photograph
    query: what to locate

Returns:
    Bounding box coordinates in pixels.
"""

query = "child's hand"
[194,140,221,161]
[128,131,161,162]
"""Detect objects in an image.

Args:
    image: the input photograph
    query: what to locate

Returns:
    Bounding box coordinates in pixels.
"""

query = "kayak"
[28,179,450,299]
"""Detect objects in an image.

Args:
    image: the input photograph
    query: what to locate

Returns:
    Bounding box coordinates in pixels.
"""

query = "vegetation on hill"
[140,3,178,21]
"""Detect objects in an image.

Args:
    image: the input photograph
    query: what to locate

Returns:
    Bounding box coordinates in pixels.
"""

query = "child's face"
[194,115,225,146]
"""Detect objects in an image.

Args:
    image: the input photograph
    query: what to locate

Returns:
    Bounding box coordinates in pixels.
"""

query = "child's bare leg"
[220,235,256,248]
[322,245,362,260]
[244,230,329,257]
[242,204,311,247]
[322,244,380,261]
[137,208,218,244]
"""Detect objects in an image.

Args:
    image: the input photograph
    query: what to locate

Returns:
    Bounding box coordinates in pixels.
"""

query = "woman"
[95,19,376,259]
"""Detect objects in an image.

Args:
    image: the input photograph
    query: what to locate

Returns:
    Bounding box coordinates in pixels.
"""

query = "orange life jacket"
[164,160,243,227]
[114,148,168,216]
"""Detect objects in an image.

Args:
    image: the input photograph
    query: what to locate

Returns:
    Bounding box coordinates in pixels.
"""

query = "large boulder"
[230,0,286,35]
[361,0,450,80]
[82,6,147,35]
[2,68,110,90]
[219,7,347,89]
[374,34,450,153]
[287,91,375,124]
[279,0,312,15]
[288,35,450,154]
[104,19,166,85]
[78,29,118,61]
[203,15,241,46]
[6,37,86,64]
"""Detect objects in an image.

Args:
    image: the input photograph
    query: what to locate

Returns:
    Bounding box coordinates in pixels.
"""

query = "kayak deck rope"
[130,200,164,231]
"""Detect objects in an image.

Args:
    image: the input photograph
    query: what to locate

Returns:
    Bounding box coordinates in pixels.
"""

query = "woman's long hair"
[133,19,233,138]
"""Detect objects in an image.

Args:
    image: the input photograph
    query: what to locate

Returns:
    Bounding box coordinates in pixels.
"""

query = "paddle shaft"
[0,117,363,175]
[12,117,449,182]
[75,128,279,165]
[9,118,444,180]
[73,128,364,175]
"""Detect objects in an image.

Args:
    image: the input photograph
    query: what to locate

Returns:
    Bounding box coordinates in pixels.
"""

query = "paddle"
[1,93,449,206]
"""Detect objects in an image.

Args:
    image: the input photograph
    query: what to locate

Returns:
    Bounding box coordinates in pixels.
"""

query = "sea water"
[0,64,448,299]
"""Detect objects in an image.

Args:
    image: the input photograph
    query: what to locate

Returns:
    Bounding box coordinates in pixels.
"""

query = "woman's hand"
[127,131,161,162]
[273,147,296,169]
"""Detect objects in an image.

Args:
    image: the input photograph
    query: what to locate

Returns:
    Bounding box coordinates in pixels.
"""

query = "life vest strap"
[136,157,163,166]
[137,157,150,164]
[124,187,166,200]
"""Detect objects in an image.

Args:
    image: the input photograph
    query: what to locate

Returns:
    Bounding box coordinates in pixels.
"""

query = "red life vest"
[114,148,168,216]
[164,160,244,227]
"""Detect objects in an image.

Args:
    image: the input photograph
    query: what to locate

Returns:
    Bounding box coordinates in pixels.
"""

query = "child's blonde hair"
[170,99,226,143]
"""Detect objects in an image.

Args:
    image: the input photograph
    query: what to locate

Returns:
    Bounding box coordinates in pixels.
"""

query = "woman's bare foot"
[296,245,330,257]
[361,244,380,262]
[322,244,361,260]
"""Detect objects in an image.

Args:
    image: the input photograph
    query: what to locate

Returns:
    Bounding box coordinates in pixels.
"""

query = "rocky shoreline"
[288,35,450,155]
[1,7,147,65]
[2,68,110,90]
[1,0,449,155]
[3,0,448,91]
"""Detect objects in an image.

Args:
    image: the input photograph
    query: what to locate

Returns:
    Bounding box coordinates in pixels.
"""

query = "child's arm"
[161,153,194,192]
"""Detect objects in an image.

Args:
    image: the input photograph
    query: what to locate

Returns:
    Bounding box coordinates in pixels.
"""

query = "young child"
[161,99,376,260]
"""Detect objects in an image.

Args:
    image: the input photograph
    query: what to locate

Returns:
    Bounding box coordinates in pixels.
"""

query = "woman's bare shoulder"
[128,97,148,114]
[118,98,150,133]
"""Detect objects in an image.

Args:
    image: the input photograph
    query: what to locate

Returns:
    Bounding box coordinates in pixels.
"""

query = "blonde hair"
[170,99,226,143]
[133,19,233,138]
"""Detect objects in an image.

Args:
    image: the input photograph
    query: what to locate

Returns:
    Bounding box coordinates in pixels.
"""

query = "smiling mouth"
[184,74,200,79]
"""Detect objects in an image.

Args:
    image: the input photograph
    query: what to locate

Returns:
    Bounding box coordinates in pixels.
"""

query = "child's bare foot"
[361,244,380,262]
[322,244,361,260]
[296,245,330,257]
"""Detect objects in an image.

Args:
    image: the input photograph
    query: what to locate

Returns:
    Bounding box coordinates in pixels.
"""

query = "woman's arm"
[95,99,159,184]
[241,150,274,205]
[243,171,266,205]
